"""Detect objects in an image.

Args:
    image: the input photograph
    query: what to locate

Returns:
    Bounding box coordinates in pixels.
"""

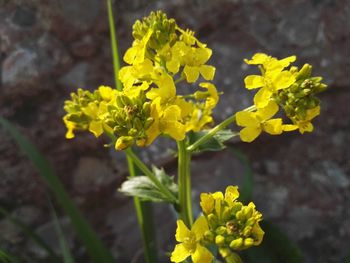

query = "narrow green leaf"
[0,117,115,263]
[0,207,59,262]
[227,146,253,203]
[243,221,302,263]
[188,129,237,153]
[0,249,21,263]
[119,166,178,202]
[50,203,75,263]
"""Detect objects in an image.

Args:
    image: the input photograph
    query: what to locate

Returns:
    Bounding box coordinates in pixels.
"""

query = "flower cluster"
[63,11,219,150]
[236,53,327,142]
[171,186,263,263]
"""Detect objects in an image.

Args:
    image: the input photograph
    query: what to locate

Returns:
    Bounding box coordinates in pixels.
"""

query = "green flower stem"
[126,154,157,263]
[106,2,156,262]
[125,148,178,204]
[106,0,122,91]
[177,140,193,227]
[187,105,257,152]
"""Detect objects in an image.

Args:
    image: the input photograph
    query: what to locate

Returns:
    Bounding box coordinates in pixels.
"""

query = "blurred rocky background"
[0,0,349,262]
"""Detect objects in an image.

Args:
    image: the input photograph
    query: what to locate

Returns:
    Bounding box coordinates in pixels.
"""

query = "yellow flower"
[236,101,282,142]
[183,46,215,83]
[244,53,296,108]
[171,217,213,263]
[283,106,320,134]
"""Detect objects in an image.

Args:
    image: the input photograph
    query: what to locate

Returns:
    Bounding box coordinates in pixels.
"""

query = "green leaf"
[50,203,75,263]
[227,146,253,203]
[0,249,21,263]
[188,129,237,153]
[119,166,178,202]
[0,117,115,263]
[0,207,59,262]
[243,221,302,263]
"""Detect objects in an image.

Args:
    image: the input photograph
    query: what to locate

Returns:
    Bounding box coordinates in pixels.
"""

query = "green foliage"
[120,166,178,202]
[0,117,115,263]
[188,129,237,153]
[0,249,20,263]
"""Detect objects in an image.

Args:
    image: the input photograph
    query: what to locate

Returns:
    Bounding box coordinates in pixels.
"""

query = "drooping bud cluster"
[200,186,264,261]
[236,53,327,142]
[275,63,327,133]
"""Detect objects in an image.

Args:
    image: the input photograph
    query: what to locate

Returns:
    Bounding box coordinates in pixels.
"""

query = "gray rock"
[73,157,116,193]
[2,47,40,85]
[285,205,321,240]
[51,0,102,29]
[11,6,37,27]
[59,62,91,89]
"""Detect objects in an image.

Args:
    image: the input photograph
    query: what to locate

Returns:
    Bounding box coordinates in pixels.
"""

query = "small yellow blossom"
[236,101,283,142]
[283,106,320,134]
[244,53,296,108]
[171,217,213,263]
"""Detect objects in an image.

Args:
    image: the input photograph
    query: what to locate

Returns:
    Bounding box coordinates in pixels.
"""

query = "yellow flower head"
[171,216,213,263]
[199,186,264,254]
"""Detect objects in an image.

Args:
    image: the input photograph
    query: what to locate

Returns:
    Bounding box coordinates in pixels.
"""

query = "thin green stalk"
[177,140,193,227]
[106,2,157,262]
[106,0,122,91]
[187,105,256,152]
[126,154,157,263]
[125,149,178,204]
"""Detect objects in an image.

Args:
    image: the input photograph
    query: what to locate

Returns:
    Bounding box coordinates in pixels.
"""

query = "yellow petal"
[123,46,137,64]
[236,111,259,127]
[272,71,295,90]
[192,216,209,241]
[89,120,103,137]
[256,100,279,121]
[196,47,212,64]
[184,65,200,83]
[175,220,191,242]
[279,55,296,67]
[244,75,264,89]
[199,65,215,80]
[244,53,269,65]
[254,87,273,108]
[167,59,180,74]
[282,124,298,132]
[306,106,320,120]
[191,244,213,263]
[200,193,215,214]
[170,243,190,263]
[225,186,239,204]
[239,126,261,142]
[252,223,265,246]
[263,118,283,135]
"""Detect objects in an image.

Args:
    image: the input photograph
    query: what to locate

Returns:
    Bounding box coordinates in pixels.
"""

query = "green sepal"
[119,166,178,203]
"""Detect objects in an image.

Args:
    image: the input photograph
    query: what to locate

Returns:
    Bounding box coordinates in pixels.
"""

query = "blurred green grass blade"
[244,221,303,263]
[107,0,122,91]
[50,203,75,263]
[0,207,59,262]
[228,146,253,203]
[0,249,21,263]
[0,117,115,263]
